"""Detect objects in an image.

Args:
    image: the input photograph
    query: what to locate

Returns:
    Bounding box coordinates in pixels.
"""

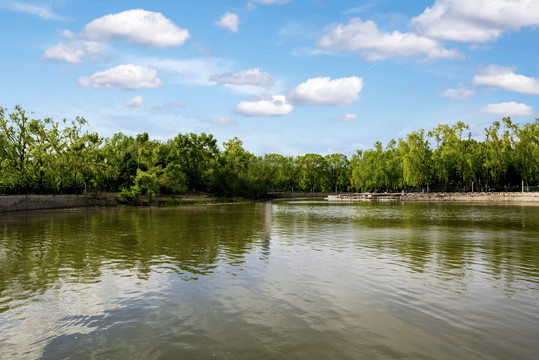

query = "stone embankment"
[0,193,222,212]
[267,192,337,198]
[327,192,539,203]
[401,192,539,202]
[0,193,119,213]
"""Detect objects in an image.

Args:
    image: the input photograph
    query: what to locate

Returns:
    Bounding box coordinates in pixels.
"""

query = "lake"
[1,200,538,359]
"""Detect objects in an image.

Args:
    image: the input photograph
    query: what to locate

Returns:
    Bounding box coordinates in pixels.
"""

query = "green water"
[1,201,538,359]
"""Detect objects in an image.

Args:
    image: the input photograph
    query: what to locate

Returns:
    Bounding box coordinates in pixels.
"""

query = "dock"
[326,193,402,201]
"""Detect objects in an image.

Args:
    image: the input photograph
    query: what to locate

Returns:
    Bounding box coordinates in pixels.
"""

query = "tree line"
[1,105,538,200]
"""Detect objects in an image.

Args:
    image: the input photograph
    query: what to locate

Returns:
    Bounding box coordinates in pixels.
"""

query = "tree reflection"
[271,201,539,294]
[0,204,270,308]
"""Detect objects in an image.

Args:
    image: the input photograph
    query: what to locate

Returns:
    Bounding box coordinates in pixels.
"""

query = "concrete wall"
[401,192,539,203]
[267,192,338,199]
[0,194,118,213]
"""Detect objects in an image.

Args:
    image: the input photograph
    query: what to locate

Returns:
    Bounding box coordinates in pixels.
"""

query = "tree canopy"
[1,106,538,198]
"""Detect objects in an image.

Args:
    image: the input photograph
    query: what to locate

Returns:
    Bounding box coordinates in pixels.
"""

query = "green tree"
[399,129,431,190]
[214,137,254,196]
[514,118,539,187]
[169,133,219,192]
[324,153,350,192]
[280,156,302,192]
[298,153,326,192]
[159,163,188,194]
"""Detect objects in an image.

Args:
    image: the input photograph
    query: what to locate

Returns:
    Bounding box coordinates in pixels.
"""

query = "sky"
[0,0,538,156]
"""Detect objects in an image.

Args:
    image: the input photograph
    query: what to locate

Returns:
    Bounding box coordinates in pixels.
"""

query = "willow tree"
[514,118,539,187]
[298,153,326,192]
[324,153,349,192]
[398,129,432,190]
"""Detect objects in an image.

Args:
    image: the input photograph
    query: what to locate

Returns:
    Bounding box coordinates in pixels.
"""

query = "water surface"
[1,201,538,359]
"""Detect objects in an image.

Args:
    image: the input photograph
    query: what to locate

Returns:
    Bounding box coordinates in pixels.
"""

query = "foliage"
[1,105,538,197]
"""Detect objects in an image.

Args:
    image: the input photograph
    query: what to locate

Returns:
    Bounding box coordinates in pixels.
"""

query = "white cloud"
[204,116,234,124]
[78,64,163,90]
[317,18,459,61]
[59,30,75,39]
[80,9,189,48]
[209,68,273,86]
[2,1,65,20]
[436,87,475,100]
[124,95,143,107]
[411,0,539,43]
[288,76,364,106]
[472,65,539,95]
[143,57,234,86]
[234,95,293,117]
[480,102,533,117]
[41,40,109,64]
[332,114,360,122]
[215,12,239,33]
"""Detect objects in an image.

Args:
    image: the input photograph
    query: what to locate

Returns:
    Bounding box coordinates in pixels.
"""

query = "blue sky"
[1,0,538,156]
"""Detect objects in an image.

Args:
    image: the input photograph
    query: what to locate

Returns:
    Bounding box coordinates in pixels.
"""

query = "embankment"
[0,194,119,213]
[267,192,337,199]
[401,192,539,203]
[0,193,224,213]
[327,192,539,203]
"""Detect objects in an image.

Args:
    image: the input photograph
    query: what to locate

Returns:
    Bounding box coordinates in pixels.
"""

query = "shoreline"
[2,191,539,213]
[0,193,228,213]
[327,192,539,203]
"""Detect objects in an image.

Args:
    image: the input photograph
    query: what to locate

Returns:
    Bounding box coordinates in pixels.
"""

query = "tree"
[399,129,431,190]
[214,137,254,196]
[169,133,219,192]
[0,105,35,191]
[159,163,188,194]
[324,153,349,192]
[514,118,539,187]
[298,153,326,192]
[280,156,302,192]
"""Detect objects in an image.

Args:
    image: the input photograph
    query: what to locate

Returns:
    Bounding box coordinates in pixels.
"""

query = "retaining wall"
[0,194,118,213]
[402,192,539,202]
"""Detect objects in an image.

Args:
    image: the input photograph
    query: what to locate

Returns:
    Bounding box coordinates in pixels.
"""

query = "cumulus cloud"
[436,87,475,100]
[210,68,273,86]
[480,102,533,117]
[215,12,239,33]
[80,9,189,48]
[78,64,163,90]
[332,114,360,122]
[288,76,364,106]
[472,65,539,95]
[411,0,539,43]
[204,116,234,124]
[41,40,109,64]
[124,95,143,107]
[234,95,293,117]
[317,18,459,61]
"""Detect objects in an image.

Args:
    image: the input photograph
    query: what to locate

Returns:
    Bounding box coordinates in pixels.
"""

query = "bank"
[327,192,539,203]
[0,193,228,213]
